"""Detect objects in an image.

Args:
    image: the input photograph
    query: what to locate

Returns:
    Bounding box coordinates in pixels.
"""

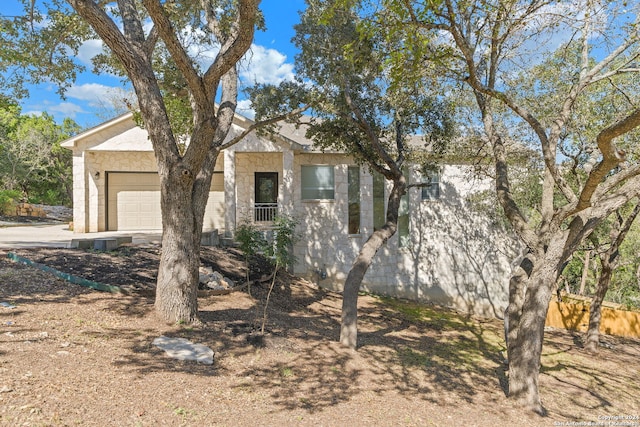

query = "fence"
[545,295,640,338]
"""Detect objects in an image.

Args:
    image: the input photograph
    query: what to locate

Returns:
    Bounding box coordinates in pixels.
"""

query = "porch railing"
[254,203,279,222]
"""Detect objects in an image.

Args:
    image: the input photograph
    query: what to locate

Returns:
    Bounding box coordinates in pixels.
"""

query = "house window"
[301,165,335,200]
[398,169,410,247]
[255,172,278,221]
[373,171,386,230]
[421,170,440,200]
[348,166,360,234]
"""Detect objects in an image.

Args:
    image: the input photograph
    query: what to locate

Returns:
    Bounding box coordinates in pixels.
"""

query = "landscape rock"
[198,267,235,290]
[152,336,214,365]
[15,203,46,218]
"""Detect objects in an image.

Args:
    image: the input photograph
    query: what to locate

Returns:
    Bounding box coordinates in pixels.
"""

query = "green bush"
[0,189,22,215]
[235,220,266,296]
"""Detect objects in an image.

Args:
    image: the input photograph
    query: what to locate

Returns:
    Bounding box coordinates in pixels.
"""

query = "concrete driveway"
[0,223,162,249]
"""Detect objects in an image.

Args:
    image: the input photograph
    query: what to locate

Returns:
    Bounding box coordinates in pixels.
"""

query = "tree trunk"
[340,229,394,348]
[154,170,205,324]
[507,262,556,415]
[340,177,404,349]
[584,260,612,353]
[579,249,591,295]
[585,203,640,352]
[505,253,535,356]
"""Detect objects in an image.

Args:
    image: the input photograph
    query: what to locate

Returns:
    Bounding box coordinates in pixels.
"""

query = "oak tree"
[251,0,454,348]
[2,0,264,323]
[386,0,640,413]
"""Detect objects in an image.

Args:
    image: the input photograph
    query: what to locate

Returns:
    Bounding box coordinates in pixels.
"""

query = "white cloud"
[66,83,118,104]
[22,109,46,117]
[240,44,295,85]
[47,102,86,118]
[77,39,104,65]
[236,99,256,119]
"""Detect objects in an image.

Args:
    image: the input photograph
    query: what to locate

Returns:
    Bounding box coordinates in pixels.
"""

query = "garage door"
[107,172,225,231]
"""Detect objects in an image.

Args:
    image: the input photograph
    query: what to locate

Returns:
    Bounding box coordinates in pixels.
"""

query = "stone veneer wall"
[291,160,521,317]
[235,152,283,223]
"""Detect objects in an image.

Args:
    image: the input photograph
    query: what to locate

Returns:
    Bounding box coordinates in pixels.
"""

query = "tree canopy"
[374,0,640,412]
[0,100,78,206]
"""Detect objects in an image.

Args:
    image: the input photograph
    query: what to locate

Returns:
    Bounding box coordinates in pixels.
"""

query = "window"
[373,171,386,230]
[421,170,440,200]
[255,172,278,221]
[301,165,334,200]
[398,170,410,247]
[348,166,360,234]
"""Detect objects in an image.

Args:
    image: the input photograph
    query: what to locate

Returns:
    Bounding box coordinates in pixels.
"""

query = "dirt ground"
[1,245,639,426]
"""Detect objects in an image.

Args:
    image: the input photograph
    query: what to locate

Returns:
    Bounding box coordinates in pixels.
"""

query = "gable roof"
[61,110,317,153]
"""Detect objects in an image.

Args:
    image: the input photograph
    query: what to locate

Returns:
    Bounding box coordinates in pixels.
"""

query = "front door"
[255,172,278,221]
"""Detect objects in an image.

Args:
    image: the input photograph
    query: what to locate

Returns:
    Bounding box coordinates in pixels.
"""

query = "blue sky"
[3,1,306,128]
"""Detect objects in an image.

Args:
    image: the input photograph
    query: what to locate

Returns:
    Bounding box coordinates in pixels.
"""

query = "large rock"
[15,203,46,218]
[198,267,235,290]
[152,336,214,365]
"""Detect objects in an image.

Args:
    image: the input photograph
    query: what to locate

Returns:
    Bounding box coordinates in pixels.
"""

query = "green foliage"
[236,220,266,260]
[0,102,77,206]
[261,214,300,334]
[0,0,93,99]
[235,219,266,295]
[0,189,21,215]
[263,214,300,272]
[250,0,456,175]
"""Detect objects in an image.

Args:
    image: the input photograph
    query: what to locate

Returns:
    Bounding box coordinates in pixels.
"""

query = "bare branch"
[141,0,205,104]
[220,105,311,150]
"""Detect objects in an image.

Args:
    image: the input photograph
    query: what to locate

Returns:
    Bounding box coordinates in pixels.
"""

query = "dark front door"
[255,172,278,221]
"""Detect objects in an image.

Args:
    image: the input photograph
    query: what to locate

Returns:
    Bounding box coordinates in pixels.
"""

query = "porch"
[223,149,295,237]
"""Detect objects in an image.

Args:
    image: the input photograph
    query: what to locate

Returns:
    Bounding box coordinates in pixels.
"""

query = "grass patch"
[377,296,465,330]
[376,296,505,373]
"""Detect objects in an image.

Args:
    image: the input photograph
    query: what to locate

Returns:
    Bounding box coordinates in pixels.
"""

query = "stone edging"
[6,252,125,294]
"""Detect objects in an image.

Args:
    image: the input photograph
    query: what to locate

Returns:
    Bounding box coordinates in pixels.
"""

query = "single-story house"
[61,112,521,317]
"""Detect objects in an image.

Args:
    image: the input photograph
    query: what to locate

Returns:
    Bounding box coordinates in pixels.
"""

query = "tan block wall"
[546,299,640,338]
[71,150,157,232]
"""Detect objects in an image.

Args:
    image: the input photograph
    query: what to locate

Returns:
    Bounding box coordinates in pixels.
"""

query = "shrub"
[0,190,22,215]
[235,220,266,296]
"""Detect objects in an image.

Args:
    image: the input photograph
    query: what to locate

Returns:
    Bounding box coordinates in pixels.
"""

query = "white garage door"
[107,172,225,231]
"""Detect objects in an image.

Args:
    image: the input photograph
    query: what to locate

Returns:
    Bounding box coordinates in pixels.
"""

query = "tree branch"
[202,0,259,94]
[220,105,311,150]
[141,0,206,105]
[573,109,640,213]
